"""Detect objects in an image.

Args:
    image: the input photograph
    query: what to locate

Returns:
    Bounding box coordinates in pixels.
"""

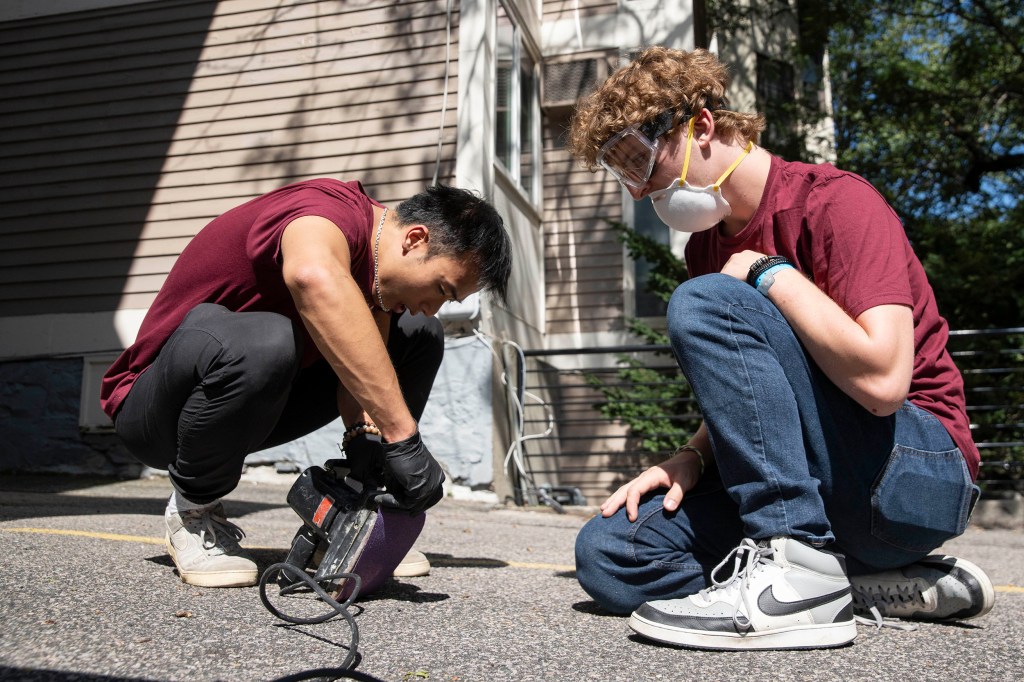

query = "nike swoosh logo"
[757,584,851,616]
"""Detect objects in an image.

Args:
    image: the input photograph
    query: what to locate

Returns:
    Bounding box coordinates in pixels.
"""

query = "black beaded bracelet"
[746,255,792,287]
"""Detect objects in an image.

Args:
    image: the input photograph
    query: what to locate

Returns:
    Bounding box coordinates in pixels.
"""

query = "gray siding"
[541,113,625,335]
[0,0,459,317]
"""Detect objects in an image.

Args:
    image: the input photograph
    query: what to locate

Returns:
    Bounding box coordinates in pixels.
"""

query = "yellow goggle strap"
[712,140,755,191]
[679,117,696,185]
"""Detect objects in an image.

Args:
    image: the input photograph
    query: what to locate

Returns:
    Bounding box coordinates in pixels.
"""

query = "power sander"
[258,438,428,676]
[277,458,425,601]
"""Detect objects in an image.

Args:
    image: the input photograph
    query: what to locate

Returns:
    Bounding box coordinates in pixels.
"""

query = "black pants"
[115,303,444,504]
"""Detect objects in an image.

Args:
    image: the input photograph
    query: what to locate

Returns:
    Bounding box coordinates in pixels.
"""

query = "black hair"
[396,185,513,304]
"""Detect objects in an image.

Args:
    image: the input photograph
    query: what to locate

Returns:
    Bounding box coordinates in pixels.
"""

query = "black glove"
[343,432,385,487]
[373,431,445,515]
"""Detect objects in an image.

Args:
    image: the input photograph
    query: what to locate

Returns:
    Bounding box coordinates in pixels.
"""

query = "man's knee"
[668,273,745,323]
[232,320,303,395]
[183,305,302,392]
[395,313,444,364]
[574,516,643,615]
[667,275,766,363]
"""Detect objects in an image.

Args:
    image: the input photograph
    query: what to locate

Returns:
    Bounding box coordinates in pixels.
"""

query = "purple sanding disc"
[337,508,425,600]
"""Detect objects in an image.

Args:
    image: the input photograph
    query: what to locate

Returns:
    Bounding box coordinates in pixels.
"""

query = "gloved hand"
[373,431,445,515]
[343,432,385,487]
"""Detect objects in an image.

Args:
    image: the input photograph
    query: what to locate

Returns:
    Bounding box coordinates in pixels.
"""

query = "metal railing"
[514,328,1024,506]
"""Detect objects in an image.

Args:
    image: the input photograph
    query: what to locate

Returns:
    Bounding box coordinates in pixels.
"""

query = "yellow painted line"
[0,527,576,572]
[2,527,164,545]
[11,528,1021,586]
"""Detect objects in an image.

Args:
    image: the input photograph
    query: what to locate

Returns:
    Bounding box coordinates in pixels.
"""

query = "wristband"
[755,263,795,295]
[746,255,791,287]
[342,421,381,446]
[675,445,706,475]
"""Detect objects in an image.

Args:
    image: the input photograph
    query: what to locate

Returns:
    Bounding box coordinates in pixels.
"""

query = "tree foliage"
[708,0,1024,329]
[824,0,1024,329]
[826,0,1024,218]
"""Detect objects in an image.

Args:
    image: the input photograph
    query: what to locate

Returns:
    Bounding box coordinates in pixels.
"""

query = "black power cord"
[259,562,388,682]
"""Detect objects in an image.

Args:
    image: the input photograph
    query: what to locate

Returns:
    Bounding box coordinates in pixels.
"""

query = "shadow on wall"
[0,1,221,319]
[238,0,460,197]
[0,2,220,473]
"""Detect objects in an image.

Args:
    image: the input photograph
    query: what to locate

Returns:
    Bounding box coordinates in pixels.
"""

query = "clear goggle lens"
[597,127,660,190]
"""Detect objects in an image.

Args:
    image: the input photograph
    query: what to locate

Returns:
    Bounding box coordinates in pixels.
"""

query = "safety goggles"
[597,108,680,190]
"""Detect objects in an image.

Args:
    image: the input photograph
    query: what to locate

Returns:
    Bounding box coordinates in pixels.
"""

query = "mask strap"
[712,140,754,190]
[678,117,696,185]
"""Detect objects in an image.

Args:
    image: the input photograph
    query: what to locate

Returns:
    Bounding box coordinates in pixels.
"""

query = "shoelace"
[852,581,927,610]
[698,538,776,632]
[700,539,918,634]
[850,582,921,631]
[183,508,246,553]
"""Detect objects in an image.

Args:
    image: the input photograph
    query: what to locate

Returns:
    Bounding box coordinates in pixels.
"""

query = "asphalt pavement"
[0,472,1021,682]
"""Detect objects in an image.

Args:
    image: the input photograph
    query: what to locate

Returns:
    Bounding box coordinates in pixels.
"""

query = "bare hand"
[600,449,703,522]
[721,249,765,281]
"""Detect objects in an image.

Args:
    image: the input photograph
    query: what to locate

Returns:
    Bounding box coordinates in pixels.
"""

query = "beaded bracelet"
[746,255,791,287]
[674,444,706,475]
[342,420,381,446]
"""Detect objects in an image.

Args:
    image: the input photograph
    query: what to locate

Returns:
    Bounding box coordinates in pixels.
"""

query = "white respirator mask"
[649,117,753,233]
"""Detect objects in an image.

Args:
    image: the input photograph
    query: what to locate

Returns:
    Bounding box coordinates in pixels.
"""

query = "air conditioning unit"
[541,52,614,112]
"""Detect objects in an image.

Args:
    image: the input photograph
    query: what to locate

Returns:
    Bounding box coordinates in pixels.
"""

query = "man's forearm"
[292,273,417,442]
[762,267,912,416]
[335,309,394,427]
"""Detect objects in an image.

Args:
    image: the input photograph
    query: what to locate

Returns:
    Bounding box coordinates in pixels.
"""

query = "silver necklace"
[372,207,389,312]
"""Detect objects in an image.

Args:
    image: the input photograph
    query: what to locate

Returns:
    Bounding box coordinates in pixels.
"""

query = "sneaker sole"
[629,612,857,651]
[919,554,995,620]
[166,539,258,588]
[387,552,428,573]
[393,558,431,578]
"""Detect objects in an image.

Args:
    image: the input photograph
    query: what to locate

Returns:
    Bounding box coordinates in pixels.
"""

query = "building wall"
[541,111,626,336]
[1,0,459,324]
[0,0,472,476]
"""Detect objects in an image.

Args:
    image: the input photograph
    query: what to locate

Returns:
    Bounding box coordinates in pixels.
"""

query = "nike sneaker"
[850,555,995,621]
[629,537,856,650]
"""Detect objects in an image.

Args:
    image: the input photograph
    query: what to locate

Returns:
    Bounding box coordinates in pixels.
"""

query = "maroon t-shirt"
[685,156,980,479]
[101,179,382,419]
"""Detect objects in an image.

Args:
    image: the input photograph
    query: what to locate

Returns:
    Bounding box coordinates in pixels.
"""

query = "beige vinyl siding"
[541,114,625,335]
[0,0,458,317]
[542,0,619,21]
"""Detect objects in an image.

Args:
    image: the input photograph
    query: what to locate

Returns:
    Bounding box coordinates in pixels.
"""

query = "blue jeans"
[575,275,978,614]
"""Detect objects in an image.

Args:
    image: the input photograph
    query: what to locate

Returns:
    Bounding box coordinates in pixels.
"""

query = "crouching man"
[102,180,512,587]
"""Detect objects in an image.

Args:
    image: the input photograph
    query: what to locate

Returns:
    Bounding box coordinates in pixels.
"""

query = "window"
[756,53,798,156]
[495,1,539,202]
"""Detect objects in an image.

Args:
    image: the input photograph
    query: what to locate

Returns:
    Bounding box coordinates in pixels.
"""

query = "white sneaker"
[165,503,258,588]
[850,555,994,621]
[392,549,431,578]
[629,537,856,650]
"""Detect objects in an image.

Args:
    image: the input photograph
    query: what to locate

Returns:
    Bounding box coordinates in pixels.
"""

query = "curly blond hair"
[568,47,766,168]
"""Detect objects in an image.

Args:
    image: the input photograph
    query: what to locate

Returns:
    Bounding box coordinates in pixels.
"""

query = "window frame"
[494,0,542,207]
